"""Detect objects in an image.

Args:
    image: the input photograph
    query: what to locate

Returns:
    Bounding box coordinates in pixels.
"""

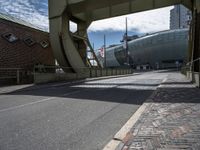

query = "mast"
[104,34,106,68]
[125,17,129,66]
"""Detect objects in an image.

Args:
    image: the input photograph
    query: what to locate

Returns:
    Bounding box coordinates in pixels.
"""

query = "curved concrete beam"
[49,16,73,72]
[61,12,87,72]
[49,13,90,73]
[49,0,92,73]
[48,0,193,73]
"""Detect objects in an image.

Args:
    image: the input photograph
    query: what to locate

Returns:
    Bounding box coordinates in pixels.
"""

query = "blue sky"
[0,0,173,49]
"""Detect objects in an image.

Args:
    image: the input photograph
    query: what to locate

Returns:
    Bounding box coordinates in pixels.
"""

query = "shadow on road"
[4,82,157,105]
[3,72,200,104]
[147,87,200,103]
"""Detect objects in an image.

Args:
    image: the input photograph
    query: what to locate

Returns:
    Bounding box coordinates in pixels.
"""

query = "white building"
[170,5,192,29]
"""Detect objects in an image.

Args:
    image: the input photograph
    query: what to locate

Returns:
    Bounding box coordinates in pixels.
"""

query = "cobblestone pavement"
[121,73,200,150]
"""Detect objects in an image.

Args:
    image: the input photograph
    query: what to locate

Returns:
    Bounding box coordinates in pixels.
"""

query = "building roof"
[0,12,47,32]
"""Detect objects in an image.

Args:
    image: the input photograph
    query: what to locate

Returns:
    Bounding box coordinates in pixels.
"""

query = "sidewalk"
[105,73,200,150]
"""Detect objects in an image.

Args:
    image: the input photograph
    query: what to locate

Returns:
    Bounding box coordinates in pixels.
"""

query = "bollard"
[76,71,78,79]
[90,68,92,78]
[192,62,194,82]
[17,69,20,84]
[199,60,200,88]
[33,67,35,84]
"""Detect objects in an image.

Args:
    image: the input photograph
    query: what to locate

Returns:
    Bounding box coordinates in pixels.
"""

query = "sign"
[99,46,105,58]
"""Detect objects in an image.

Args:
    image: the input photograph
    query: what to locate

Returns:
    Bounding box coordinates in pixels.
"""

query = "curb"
[103,103,151,150]
[114,103,150,141]
[103,140,123,150]
[103,77,168,150]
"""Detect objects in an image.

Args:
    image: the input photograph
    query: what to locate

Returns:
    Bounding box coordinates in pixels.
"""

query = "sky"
[0,0,173,49]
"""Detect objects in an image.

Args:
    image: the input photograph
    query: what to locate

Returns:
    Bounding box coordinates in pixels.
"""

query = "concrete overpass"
[48,0,200,74]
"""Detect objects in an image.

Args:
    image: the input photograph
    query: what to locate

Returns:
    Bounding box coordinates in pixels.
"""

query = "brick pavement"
[120,73,200,150]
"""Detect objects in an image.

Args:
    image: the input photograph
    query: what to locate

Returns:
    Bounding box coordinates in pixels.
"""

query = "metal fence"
[0,68,33,85]
[0,65,134,85]
[181,58,200,87]
[33,65,134,84]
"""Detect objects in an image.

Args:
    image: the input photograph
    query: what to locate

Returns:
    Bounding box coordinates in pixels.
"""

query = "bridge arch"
[49,0,199,73]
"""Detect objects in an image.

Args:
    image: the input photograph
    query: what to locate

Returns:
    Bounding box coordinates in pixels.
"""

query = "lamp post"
[92,43,95,66]
[104,34,106,68]
[125,17,129,66]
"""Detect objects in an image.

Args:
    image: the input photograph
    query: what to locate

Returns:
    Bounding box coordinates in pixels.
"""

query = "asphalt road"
[0,71,169,150]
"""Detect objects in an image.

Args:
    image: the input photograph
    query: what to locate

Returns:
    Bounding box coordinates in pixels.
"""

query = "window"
[40,40,49,48]
[24,37,36,46]
[2,33,18,43]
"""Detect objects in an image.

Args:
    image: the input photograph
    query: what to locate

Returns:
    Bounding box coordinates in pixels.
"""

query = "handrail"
[182,57,200,88]
[34,65,131,70]
[0,68,24,70]
[186,57,200,66]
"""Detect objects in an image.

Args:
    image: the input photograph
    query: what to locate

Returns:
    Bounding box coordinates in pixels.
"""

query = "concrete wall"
[186,71,200,87]
[34,68,134,84]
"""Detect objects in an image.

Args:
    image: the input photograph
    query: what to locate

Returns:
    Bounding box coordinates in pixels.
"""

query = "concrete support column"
[192,10,200,72]
[49,0,91,73]
[49,11,88,73]
[76,21,88,65]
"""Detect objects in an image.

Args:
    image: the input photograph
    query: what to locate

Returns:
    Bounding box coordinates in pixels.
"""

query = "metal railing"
[182,57,200,87]
[183,58,200,73]
[33,65,134,84]
[0,68,33,84]
[0,65,133,85]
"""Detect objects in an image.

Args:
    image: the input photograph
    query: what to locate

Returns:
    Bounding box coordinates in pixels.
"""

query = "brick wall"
[0,18,55,70]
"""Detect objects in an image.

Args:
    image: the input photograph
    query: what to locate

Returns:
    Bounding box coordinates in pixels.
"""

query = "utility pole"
[178,5,181,28]
[92,43,95,66]
[104,34,106,68]
[125,17,129,66]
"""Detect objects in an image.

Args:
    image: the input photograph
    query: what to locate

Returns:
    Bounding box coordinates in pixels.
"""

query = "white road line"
[0,91,80,113]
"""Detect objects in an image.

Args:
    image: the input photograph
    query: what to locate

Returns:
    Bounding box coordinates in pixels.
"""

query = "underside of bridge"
[48,0,200,73]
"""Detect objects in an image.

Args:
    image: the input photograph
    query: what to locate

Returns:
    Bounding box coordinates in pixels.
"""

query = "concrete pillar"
[49,0,90,73]
[76,21,88,65]
[192,9,200,72]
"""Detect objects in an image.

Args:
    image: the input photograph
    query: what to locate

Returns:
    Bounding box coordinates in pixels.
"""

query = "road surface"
[0,71,169,150]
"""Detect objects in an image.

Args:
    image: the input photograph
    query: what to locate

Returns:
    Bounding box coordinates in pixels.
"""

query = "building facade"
[0,13,55,84]
[0,13,55,69]
[170,5,192,29]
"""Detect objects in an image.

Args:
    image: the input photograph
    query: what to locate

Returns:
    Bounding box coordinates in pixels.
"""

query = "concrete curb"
[114,103,150,141]
[103,103,150,150]
[103,140,123,150]
[103,77,169,150]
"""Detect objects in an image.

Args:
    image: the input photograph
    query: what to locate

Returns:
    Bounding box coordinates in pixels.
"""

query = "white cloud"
[0,0,49,31]
[0,0,173,33]
[89,6,173,33]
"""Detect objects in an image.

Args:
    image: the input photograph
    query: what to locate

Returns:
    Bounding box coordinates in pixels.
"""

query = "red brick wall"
[0,18,55,70]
